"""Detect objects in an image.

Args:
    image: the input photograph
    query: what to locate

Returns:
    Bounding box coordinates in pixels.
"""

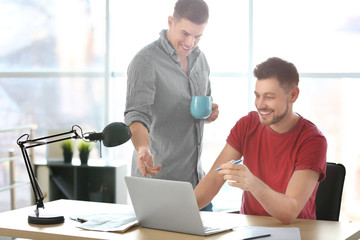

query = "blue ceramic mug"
[190,96,213,119]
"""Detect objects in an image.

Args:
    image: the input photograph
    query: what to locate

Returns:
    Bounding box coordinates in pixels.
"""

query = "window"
[0,0,107,212]
[253,0,360,72]
[0,0,106,148]
[1,0,360,220]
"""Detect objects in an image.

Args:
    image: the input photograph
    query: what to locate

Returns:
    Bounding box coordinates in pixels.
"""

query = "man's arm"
[219,162,319,224]
[129,122,161,177]
[195,143,242,209]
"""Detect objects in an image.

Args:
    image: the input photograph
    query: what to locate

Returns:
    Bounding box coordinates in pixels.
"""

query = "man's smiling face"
[166,16,206,59]
[254,77,293,127]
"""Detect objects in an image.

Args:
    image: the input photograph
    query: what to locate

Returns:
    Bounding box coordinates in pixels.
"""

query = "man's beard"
[259,103,289,126]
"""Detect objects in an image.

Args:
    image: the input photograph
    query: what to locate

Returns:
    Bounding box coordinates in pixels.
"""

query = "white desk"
[0,199,359,240]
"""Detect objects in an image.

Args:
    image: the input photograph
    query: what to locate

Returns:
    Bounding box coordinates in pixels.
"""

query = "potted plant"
[78,141,93,165]
[61,139,73,163]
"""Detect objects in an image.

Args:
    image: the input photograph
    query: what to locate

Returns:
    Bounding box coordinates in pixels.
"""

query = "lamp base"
[28,213,65,225]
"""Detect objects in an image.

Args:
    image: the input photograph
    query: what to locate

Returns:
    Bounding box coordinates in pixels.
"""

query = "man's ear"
[290,86,299,103]
[168,16,173,28]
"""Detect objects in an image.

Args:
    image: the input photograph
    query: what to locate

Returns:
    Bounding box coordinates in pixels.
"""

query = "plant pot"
[79,152,89,165]
[63,151,73,163]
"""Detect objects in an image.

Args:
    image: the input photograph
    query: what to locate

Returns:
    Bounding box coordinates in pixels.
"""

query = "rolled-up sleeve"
[124,52,155,131]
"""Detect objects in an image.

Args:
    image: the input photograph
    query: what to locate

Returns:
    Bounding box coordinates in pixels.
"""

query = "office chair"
[315,162,346,221]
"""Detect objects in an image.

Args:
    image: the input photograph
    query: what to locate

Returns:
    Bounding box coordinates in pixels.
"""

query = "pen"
[242,233,271,240]
[69,217,87,223]
[215,159,243,171]
[76,217,88,223]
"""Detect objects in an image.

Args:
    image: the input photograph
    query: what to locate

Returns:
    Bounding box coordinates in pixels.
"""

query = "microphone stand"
[16,125,82,224]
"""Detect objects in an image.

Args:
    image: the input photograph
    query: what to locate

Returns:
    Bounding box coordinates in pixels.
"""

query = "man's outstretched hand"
[138,148,162,177]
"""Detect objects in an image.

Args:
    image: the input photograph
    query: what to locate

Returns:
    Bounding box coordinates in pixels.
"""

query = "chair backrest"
[315,162,346,221]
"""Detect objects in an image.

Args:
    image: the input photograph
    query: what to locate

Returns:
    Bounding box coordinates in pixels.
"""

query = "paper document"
[233,226,301,240]
[71,212,138,233]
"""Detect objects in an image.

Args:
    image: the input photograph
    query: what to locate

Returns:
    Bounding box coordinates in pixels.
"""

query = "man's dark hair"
[173,0,209,25]
[253,57,299,92]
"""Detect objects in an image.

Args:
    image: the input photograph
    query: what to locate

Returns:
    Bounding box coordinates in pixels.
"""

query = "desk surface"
[0,199,359,240]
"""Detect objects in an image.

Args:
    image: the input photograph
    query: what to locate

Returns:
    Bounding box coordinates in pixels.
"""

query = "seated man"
[195,57,327,224]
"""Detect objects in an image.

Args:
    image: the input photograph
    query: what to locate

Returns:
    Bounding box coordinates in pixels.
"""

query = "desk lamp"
[16,122,132,225]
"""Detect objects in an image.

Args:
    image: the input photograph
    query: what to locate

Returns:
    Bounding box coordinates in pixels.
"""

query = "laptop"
[124,176,237,235]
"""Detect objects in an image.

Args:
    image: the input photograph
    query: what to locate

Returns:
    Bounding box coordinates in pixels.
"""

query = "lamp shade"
[102,122,132,147]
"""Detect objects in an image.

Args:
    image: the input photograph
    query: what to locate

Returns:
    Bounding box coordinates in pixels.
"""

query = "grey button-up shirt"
[124,29,211,188]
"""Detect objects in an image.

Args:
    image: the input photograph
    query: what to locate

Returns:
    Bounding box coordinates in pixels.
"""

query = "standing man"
[195,57,327,222]
[124,0,218,209]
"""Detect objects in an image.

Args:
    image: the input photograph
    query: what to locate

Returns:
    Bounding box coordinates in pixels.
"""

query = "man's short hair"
[173,0,209,25]
[253,57,299,92]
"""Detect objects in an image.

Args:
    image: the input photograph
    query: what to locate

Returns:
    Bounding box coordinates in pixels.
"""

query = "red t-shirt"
[227,111,327,219]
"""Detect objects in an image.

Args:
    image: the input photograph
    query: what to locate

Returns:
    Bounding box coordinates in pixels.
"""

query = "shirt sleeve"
[295,132,327,182]
[124,52,155,131]
[226,113,251,155]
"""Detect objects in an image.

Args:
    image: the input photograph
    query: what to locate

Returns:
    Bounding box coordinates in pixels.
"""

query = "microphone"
[84,122,132,147]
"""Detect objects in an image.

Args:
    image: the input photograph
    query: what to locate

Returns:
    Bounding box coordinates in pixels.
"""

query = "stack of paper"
[71,212,138,233]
